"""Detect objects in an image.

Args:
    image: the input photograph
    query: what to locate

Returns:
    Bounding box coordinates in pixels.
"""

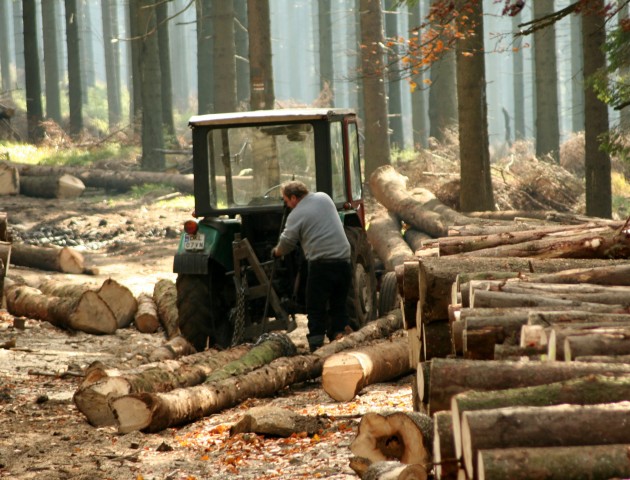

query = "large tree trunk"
[433,411,458,480]
[562,329,630,361]
[74,344,250,426]
[421,358,630,414]
[366,211,414,271]
[462,402,630,480]
[111,309,403,433]
[5,283,117,334]
[153,279,180,339]
[350,411,433,469]
[322,335,411,401]
[478,444,630,480]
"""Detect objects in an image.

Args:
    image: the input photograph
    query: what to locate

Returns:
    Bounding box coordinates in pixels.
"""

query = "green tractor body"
[173,108,378,351]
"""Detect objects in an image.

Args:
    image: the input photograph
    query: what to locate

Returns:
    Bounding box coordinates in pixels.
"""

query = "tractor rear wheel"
[345,226,378,331]
[176,263,234,350]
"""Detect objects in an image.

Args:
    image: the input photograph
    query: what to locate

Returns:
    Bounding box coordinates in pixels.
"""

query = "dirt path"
[0,191,412,480]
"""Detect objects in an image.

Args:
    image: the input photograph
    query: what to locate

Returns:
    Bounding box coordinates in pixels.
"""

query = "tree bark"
[0,162,19,195]
[478,444,630,480]
[111,310,403,433]
[422,358,630,414]
[322,335,411,401]
[471,289,626,310]
[433,410,458,480]
[462,402,630,480]
[563,329,630,361]
[5,284,117,334]
[148,335,197,362]
[10,243,86,274]
[74,344,250,426]
[366,211,414,271]
[153,279,180,339]
[350,411,433,468]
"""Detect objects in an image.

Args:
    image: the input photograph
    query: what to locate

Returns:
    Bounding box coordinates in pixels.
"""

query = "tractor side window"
[330,122,346,202]
[347,122,362,201]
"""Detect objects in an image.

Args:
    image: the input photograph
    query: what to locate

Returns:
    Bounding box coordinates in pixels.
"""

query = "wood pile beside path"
[367,165,630,479]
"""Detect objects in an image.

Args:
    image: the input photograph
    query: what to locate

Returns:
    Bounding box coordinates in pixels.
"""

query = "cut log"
[366,211,415,271]
[5,284,117,334]
[477,444,630,480]
[110,309,403,433]
[322,335,411,401]
[12,161,194,194]
[464,209,613,224]
[350,411,433,469]
[451,374,630,463]
[510,263,630,286]
[230,405,325,437]
[148,335,197,361]
[471,289,626,310]
[19,173,85,199]
[10,243,86,274]
[403,228,432,253]
[433,411,458,480]
[462,402,630,480]
[422,319,452,360]
[153,278,180,339]
[564,329,630,361]
[574,354,630,363]
[422,357,630,414]
[356,460,428,480]
[73,344,249,426]
[0,161,19,195]
[496,281,630,305]
[134,293,160,333]
[493,344,546,360]
[38,278,137,328]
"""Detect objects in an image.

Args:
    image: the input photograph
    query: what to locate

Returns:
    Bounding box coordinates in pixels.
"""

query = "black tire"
[176,264,233,351]
[345,226,378,331]
[378,271,400,316]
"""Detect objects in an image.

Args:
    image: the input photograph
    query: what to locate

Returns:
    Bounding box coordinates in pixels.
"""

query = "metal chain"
[230,274,247,347]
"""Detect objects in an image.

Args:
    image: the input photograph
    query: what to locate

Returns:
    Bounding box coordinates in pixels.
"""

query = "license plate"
[184,233,205,250]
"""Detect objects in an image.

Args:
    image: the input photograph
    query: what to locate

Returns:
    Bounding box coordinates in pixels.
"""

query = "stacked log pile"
[367,165,630,479]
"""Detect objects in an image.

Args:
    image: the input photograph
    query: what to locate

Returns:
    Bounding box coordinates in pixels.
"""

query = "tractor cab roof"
[189,108,357,128]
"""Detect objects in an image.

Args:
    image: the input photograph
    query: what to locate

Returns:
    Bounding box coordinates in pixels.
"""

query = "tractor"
[173,108,379,351]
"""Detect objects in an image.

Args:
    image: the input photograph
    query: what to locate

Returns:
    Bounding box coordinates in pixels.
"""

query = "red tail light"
[184,220,199,235]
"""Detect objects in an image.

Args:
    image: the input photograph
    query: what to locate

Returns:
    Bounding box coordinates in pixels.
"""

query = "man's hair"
[281,180,309,199]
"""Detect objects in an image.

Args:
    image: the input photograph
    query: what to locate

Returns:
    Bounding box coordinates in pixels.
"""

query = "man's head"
[281,181,309,208]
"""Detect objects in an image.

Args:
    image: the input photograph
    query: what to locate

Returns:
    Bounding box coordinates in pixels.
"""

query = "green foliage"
[0,141,138,167]
[391,146,419,164]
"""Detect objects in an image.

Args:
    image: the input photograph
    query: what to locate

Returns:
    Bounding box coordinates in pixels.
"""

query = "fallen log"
[433,411,458,480]
[574,354,630,363]
[366,211,414,271]
[403,228,432,253]
[350,411,433,469]
[464,209,611,224]
[10,243,88,274]
[111,309,403,433]
[73,344,250,426]
[134,293,160,333]
[471,289,626,310]
[5,283,117,334]
[451,374,630,463]
[153,279,180,339]
[351,459,429,480]
[38,278,137,328]
[477,444,630,480]
[148,335,197,361]
[230,405,325,437]
[496,281,630,305]
[19,173,85,199]
[321,335,411,401]
[563,329,630,361]
[422,358,630,414]
[462,402,630,480]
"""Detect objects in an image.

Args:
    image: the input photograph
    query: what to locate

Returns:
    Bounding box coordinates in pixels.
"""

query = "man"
[272,180,352,352]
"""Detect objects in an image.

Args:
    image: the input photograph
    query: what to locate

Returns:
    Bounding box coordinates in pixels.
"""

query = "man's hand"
[271,247,278,258]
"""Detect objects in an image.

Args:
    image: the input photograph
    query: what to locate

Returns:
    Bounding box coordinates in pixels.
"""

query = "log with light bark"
[230,405,326,437]
[153,278,180,339]
[403,228,433,253]
[73,344,250,426]
[563,329,630,361]
[477,444,630,480]
[509,263,630,286]
[421,357,630,414]
[366,211,415,271]
[110,309,404,433]
[19,173,85,199]
[471,289,626,310]
[464,209,613,224]
[0,161,19,195]
[322,335,411,401]
[457,222,630,258]
[574,354,630,363]
[10,242,87,274]
[37,278,137,328]
[4,283,117,334]
[433,411,458,480]
[350,459,428,480]
[12,161,195,194]
[451,374,630,464]
[134,293,160,333]
[148,334,197,362]
[350,411,433,470]
[461,402,630,480]
[493,344,546,360]
[495,281,630,305]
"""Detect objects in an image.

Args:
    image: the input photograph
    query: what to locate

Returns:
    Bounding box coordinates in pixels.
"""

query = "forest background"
[1,0,630,218]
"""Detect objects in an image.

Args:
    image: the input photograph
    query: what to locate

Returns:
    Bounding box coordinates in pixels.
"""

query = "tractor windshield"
[206,123,317,209]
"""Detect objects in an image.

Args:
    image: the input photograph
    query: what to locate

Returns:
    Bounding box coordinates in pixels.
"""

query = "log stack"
[367,165,630,479]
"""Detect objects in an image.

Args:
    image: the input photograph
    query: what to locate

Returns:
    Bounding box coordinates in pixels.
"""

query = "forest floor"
[0,139,607,479]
